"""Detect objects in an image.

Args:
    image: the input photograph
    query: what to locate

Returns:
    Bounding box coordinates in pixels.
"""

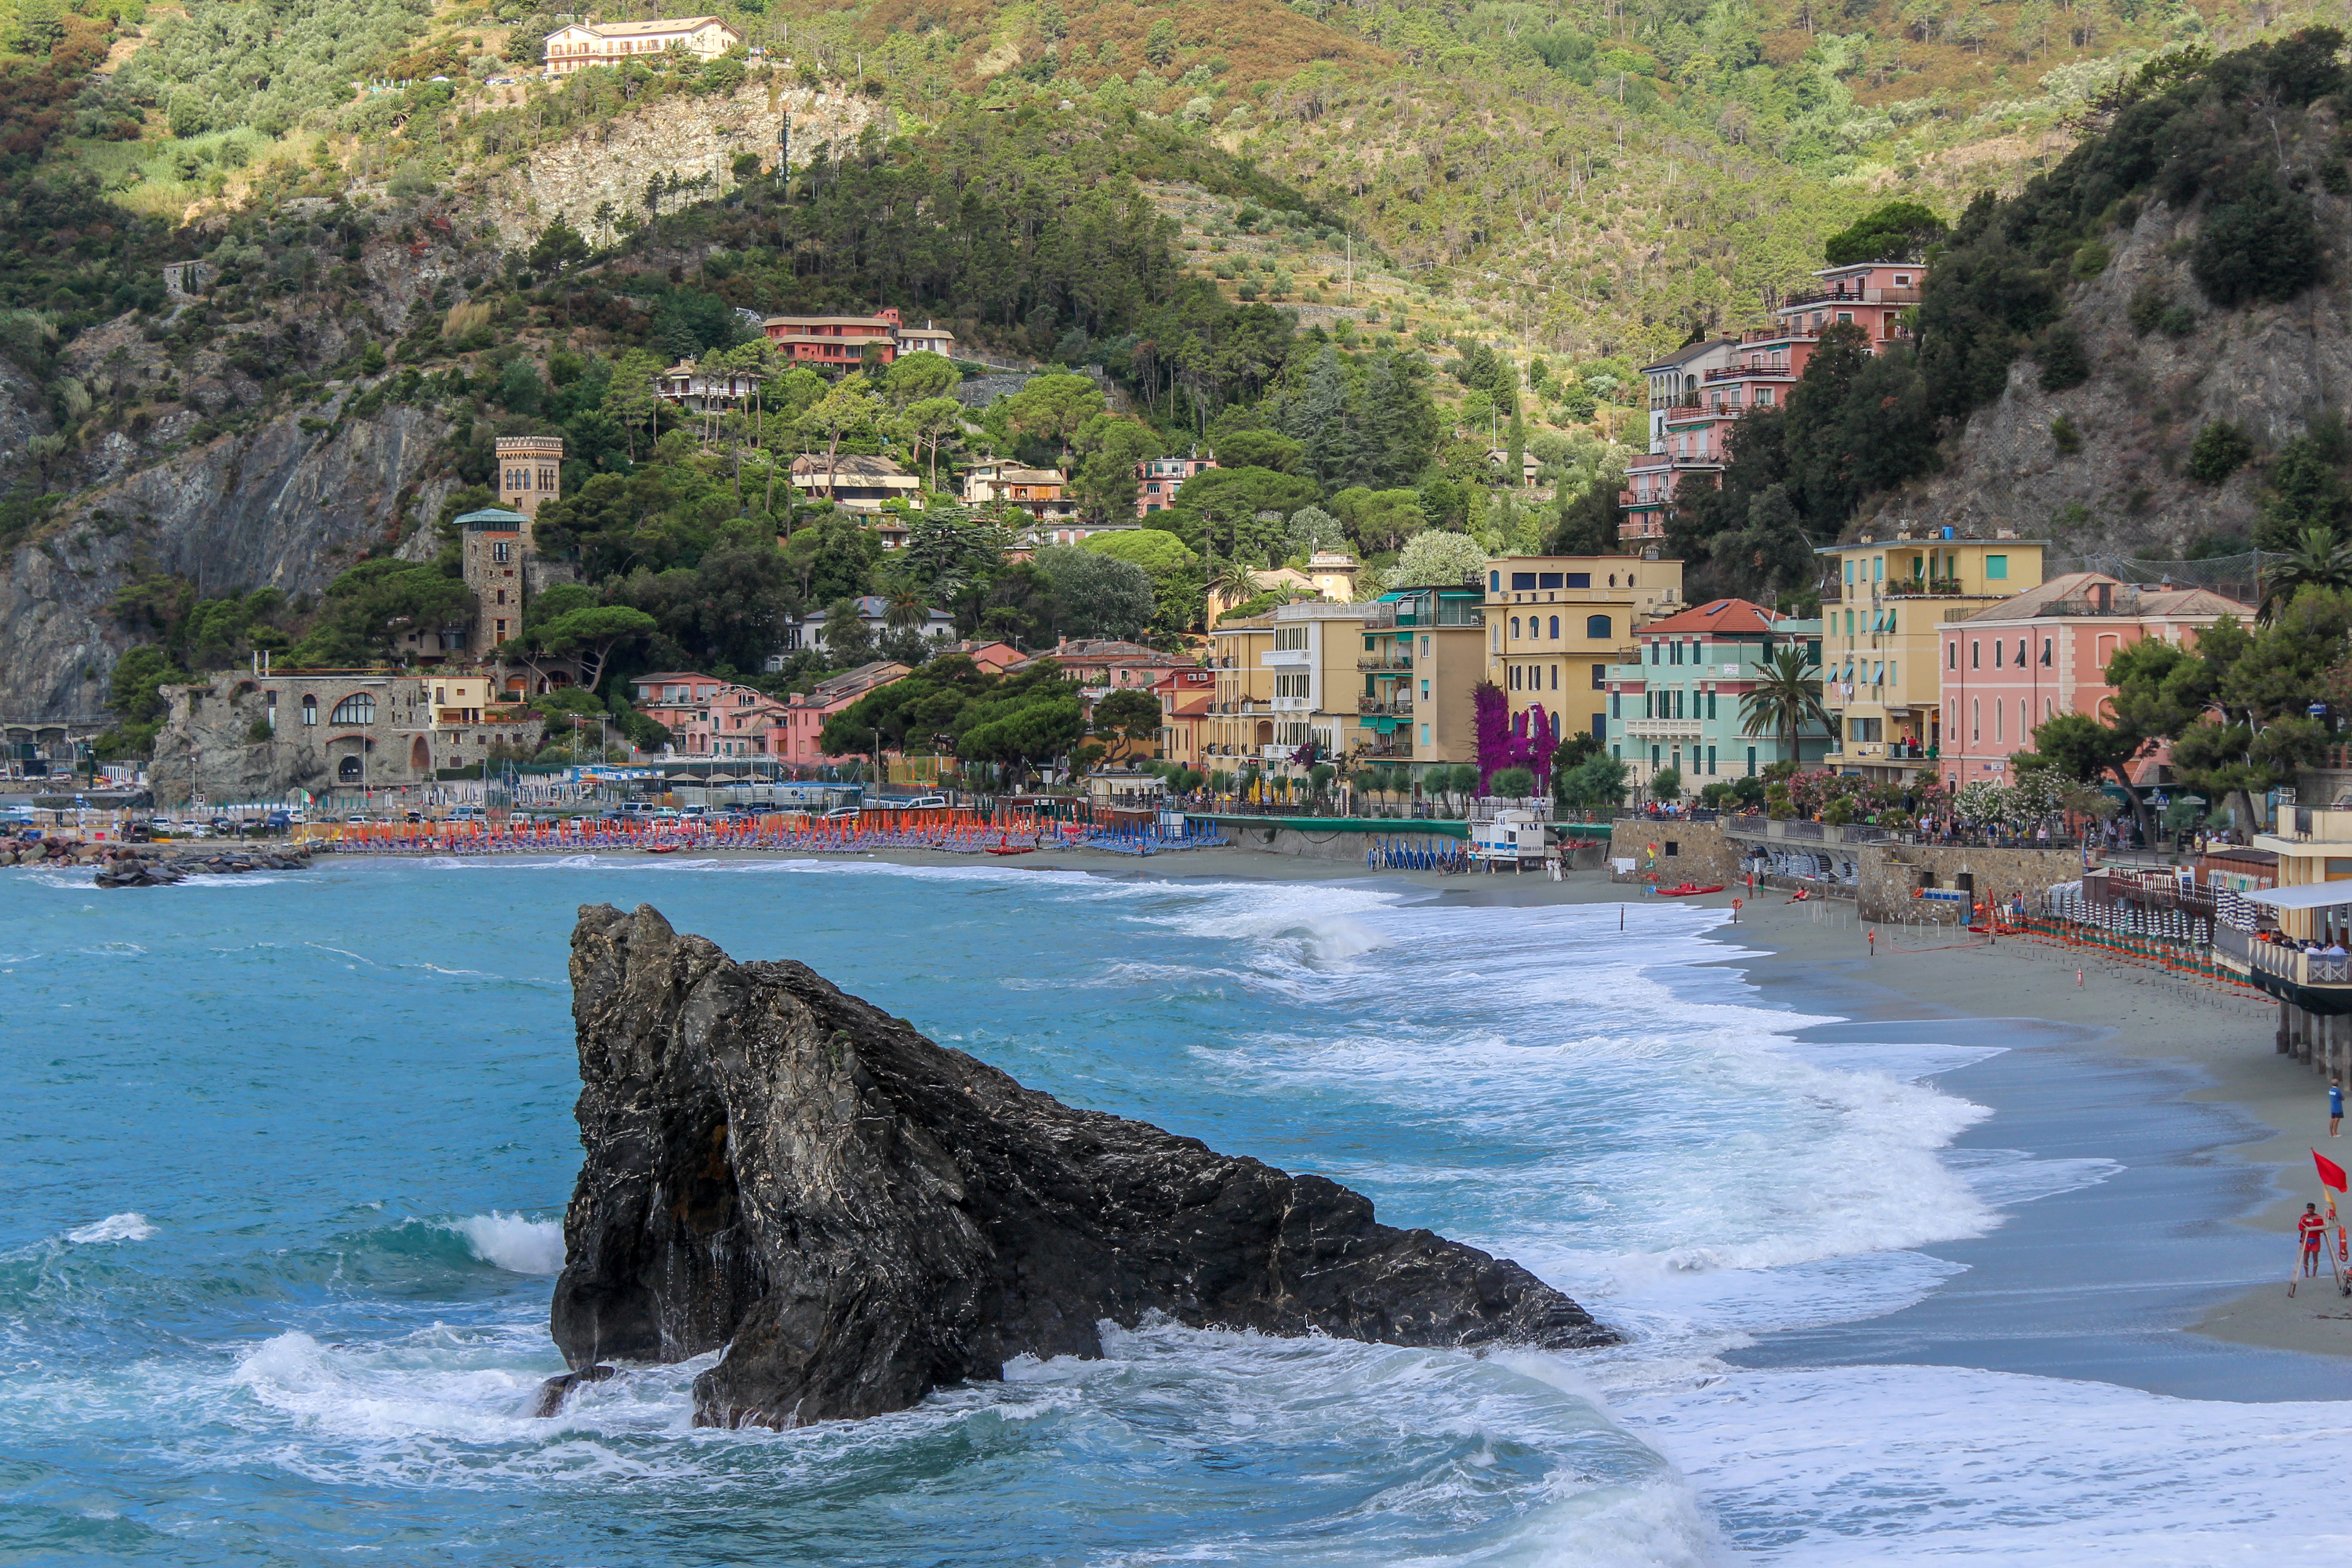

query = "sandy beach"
[897,842,2352,1379]
[343,837,2352,1385]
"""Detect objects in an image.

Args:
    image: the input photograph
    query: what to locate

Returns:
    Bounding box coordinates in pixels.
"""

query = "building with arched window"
[1486,553,1684,766]
[145,671,546,808]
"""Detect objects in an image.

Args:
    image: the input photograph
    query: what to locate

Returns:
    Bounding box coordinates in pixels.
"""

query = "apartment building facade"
[1937,572,2250,791]
[1605,597,1829,787]
[1484,553,1685,750]
[1362,583,1485,776]
[1817,530,2046,782]
[1136,454,1215,517]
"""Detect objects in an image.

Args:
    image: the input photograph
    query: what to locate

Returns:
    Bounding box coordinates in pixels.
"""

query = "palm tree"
[2259,525,2352,622]
[884,586,929,635]
[1207,561,1262,626]
[1740,644,1831,766]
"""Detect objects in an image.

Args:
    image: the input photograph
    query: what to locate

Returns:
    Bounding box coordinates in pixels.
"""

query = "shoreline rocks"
[0,835,316,884]
[545,902,1618,1428]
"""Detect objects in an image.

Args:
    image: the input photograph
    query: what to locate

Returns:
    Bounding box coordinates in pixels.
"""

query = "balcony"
[1781,285,1922,309]
[1357,655,1414,672]
[1361,737,1413,757]
[1704,362,1795,382]
[2248,936,2352,988]
[1357,696,1414,717]
[1624,717,1703,739]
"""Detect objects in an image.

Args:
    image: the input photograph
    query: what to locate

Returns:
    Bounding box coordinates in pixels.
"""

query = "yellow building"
[1203,615,1276,771]
[1361,584,1486,779]
[1203,602,1398,778]
[1816,531,2046,782]
[1484,554,1685,750]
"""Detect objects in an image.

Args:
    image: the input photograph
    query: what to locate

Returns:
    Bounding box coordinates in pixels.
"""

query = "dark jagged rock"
[546,903,1617,1429]
[529,1363,615,1417]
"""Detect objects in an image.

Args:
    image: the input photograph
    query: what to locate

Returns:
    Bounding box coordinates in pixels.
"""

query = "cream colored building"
[1203,614,1276,769]
[1201,604,1379,775]
[543,16,742,75]
[1816,531,2046,782]
[1485,553,1684,750]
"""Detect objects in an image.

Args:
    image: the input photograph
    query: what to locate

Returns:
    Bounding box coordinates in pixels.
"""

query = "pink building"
[1135,454,1215,519]
[1622,260,1924,543]
[672,685,791,759]
[773,660,909,767]
[1936,572,2250,791]
[632,672,725,742]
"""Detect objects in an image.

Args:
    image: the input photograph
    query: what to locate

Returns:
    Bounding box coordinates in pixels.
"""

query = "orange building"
[762,309,902,367]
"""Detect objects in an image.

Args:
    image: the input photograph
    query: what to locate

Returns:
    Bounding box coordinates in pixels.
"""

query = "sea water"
[3,856,2351,1565]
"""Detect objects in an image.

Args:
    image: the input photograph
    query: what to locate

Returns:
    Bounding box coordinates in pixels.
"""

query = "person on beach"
[2333,1078,2343,1138]
[2304,1203,2329,1275]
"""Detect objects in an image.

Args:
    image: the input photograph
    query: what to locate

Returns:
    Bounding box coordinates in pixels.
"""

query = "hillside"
[0,0,2318,735]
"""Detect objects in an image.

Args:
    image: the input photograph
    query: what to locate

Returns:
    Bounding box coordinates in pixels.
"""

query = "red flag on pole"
[2316,1149,2348,1192]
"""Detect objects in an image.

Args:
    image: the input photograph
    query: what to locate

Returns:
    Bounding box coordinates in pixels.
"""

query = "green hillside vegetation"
[1666,31,2352,608]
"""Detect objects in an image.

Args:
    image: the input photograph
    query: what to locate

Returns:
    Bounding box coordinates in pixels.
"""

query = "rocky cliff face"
[495,82,876,248]
[1864,158,2352,554]
[0,400,456,719]
[550,904,1615,1428]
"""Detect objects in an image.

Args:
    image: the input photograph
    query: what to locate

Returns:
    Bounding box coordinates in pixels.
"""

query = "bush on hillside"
[2188,419,2256,483]
[2191,171,2325,307]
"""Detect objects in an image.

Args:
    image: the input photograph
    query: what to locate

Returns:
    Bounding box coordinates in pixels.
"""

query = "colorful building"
[762,310,902,368]
[1484,553,1685,752]
[963,461,1076,522]
[775,660,910,767]
[1621,258,1926,544]
[1817,530,2045,783]
[1363,582,1486,778]
[1152,667,1216,766]
[1136,454,1216,517]
[1605,597,1828,788]
[1203,614,1276,769]
[1936,572,2251,792]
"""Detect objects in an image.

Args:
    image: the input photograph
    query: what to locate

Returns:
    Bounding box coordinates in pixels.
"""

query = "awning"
[2247,881,2352,912]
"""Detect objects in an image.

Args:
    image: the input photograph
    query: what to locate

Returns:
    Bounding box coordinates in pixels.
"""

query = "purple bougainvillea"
[1472,681,1510,791]
[1474,689,1558,793]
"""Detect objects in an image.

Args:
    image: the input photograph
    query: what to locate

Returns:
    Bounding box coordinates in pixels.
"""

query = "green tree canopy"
[1821,199,1947,265]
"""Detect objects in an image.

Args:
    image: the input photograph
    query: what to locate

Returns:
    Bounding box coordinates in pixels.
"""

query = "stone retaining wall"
[1606,821,1741,885]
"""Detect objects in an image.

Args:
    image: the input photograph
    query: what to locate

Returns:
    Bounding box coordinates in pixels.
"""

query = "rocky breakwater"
[0,837,315,884]
[543,903,1616,1428]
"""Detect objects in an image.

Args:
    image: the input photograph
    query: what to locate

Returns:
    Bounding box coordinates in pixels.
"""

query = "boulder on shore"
[546,902,1617,1428]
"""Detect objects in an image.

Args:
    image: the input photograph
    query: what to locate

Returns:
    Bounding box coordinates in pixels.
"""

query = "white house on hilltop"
[542,16,743,76]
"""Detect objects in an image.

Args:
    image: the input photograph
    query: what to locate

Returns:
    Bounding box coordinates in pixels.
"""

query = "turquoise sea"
[8,855,2352,1566]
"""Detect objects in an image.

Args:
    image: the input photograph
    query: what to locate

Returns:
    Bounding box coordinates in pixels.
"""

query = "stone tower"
[455,506,529,659]
[495,434,564,546]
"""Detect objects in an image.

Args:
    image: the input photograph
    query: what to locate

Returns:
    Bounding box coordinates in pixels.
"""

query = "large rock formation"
[550,904,1615,1428]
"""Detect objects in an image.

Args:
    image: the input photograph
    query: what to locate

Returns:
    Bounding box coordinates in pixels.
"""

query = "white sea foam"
[450,1214,565,1274]
[65,1213,156,1243]
[1623,1362,2352,1564]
